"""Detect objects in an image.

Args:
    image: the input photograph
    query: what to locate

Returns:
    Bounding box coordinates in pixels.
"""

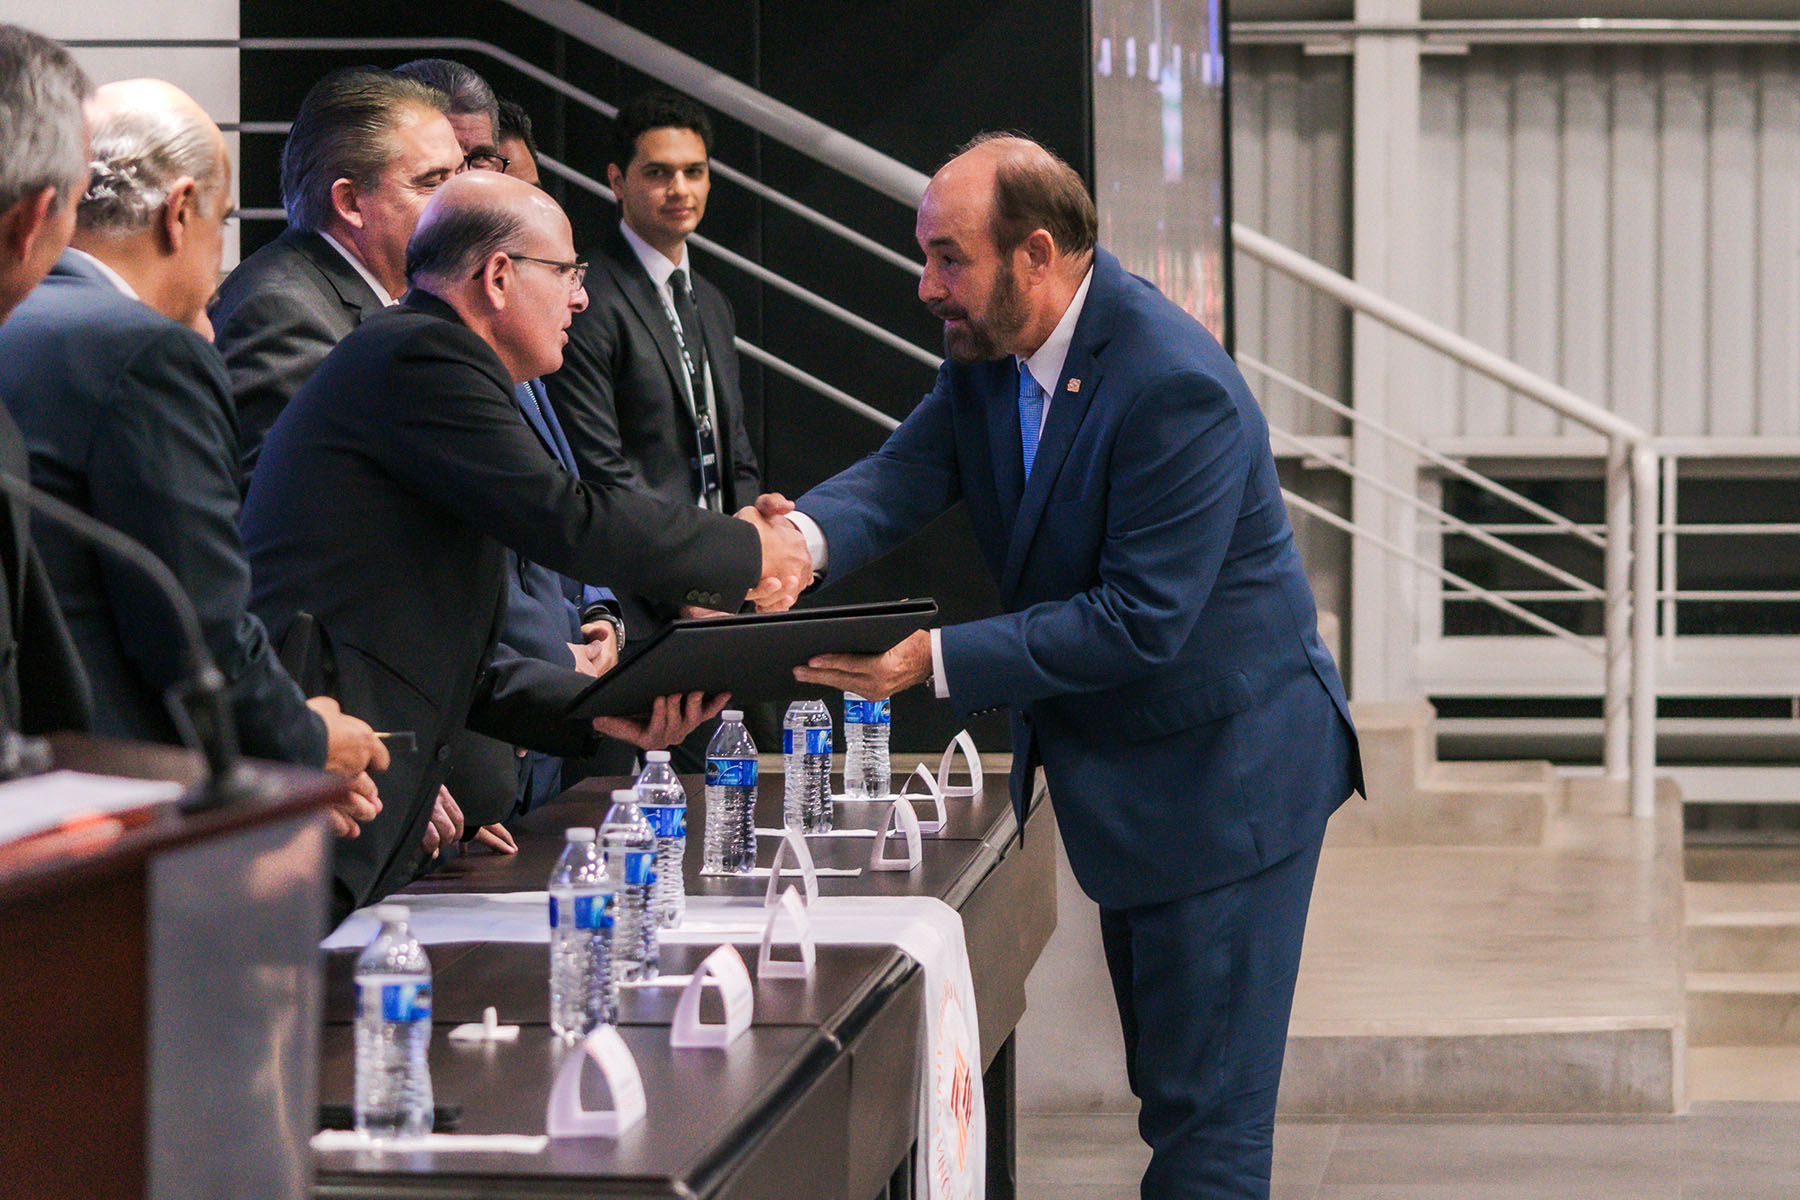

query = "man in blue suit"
[774,135,1362,1198]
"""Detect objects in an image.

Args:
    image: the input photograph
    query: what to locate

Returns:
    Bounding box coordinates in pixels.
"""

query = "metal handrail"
[1239,354,1605,550]
[1266,425,1602,600]
[1231,18,1800,45]
[1237,223,1658,817]
[1278,490,1596,653]
[500,0,933,206]
[73,36,925,277]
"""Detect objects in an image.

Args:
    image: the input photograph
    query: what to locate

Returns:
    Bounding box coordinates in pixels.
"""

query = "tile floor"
[1018,1105,1800,1199]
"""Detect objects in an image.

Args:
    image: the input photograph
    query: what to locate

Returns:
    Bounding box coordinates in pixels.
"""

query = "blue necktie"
[1018,365,1045,478]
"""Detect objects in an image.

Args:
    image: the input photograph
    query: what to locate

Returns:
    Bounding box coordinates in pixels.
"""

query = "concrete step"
[1324,785,1549,846]
[1689,923,1800,973]
[1687,971,1800,1045]
[1687,1045,1800,1103]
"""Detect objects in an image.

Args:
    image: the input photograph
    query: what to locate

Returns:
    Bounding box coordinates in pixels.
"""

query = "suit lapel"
[998,267,1116,597]
[606,230,694,430]
[294,231,386,322]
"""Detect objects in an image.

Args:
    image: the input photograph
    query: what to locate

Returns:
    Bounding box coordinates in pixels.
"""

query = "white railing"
[1235,225,1659,818]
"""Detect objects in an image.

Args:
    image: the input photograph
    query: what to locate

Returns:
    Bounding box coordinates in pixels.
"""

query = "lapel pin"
[1066,379,1081,393]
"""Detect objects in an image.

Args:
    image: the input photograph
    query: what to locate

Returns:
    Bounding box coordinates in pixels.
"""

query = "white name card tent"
[758,885,816,979]
[447,1005,519,1044]
[899,764,948,834]
[669,944,754,1048]
[761,828,819,907]
[936,729,983,798]
[545,1025,646,1139]
[869,793,923,872]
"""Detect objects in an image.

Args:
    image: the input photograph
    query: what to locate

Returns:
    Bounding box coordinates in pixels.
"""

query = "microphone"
[0,469,265,811]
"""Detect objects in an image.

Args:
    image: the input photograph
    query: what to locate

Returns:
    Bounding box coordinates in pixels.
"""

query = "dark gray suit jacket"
[0,407,91,737]
[210,228,386,478]
[244,291,761,913]
[0,252,324,762]
[545,225,760,636]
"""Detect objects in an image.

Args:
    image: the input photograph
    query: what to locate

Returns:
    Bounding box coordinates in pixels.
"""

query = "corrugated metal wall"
[1232,43,1800,441]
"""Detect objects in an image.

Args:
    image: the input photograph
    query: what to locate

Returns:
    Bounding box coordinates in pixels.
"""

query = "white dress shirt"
[790,268,1095,698]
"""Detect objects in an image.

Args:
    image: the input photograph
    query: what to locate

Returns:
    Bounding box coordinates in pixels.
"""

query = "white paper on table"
[900,764,948,835]
[0,771,181,844]
[311,1131,549,1154]
[758,886,815,979]
[322,891,549,949]
[754,826,878,839]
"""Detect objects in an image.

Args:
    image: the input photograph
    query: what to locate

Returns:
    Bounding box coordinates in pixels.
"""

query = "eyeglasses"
[463,149,512,174]
[500,253,588,292]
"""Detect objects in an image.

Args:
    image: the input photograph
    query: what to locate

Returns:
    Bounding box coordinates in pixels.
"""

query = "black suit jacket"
[0,407,91,737]
[0,253,323,761]
[242,292,761,912]
[545,225,760,635]
[209,228,387,478]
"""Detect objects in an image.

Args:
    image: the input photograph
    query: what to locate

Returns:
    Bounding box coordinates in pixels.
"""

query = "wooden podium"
[0,734,342,1200]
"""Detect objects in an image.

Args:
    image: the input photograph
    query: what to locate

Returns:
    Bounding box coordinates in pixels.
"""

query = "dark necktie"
[668,271,721,508]
[669,271,708,409]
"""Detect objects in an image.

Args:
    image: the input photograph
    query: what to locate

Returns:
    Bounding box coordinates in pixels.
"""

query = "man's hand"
[307,696,391,777]
[794,629,933,701]
[421,785,465,859]
[568,621,618,678]
[471,823,518,854]
[328,770,383,838]
[735,501,811,612]
[594,691,730,750]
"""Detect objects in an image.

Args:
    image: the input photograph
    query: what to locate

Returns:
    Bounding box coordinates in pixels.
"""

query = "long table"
[314,767,1055,1199]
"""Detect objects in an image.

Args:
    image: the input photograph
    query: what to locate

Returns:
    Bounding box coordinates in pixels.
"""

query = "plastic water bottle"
[703,709,758,873]
[353,905,433,1138]
[548,827,615,1038]
[843,691,892,800]
[783,698,834,833]
[634,750,688,927]
[600,789,659,982]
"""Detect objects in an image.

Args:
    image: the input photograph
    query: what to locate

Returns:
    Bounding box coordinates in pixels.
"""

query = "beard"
[935,259,1030,363]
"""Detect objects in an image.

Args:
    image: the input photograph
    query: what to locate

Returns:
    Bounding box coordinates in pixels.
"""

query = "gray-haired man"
[0,23,92,737]
[0,78,390,834]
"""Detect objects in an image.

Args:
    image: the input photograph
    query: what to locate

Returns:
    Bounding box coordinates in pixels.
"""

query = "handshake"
[734,493,812,613]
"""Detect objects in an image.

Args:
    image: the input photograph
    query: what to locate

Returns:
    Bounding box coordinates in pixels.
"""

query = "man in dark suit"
[775,136,1362,1198]
[0,25,95,739]
[243,170,810,915]
[0,79,389,834]
[210,68,464,476]
[546,90,763,765]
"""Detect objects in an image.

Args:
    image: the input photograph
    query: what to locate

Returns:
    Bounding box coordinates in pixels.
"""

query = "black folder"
[571,598,939,718]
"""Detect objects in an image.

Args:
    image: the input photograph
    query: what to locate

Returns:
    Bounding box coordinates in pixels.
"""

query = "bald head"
[80,78,228,233]
[406,169,565,287]
[406,170,587,382]
[938,133,1096,264]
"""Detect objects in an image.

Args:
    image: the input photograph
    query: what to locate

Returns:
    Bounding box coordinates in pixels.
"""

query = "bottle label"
[783,728,833,756]
[845,698,891,726]
[575,893,613,931]
[622,849,656,887]
[707,757,758,788]
[361,981,431,1023]
[641,804,686,838]
[550,892,614,930]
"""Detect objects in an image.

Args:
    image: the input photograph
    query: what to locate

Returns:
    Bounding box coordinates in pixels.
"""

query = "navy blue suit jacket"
[797,250,1362,910]
[0,253,322,763]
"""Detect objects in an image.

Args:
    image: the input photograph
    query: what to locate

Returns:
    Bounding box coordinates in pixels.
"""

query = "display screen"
[1092,0,1232,348]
